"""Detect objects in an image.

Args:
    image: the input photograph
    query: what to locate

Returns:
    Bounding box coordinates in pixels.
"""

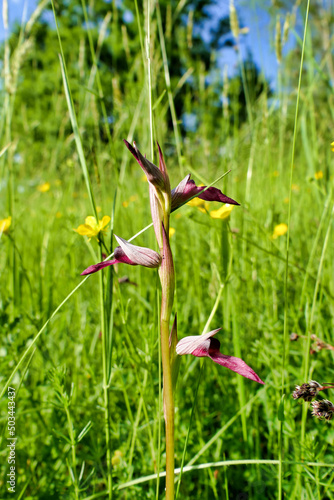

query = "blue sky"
[1,0,297,89]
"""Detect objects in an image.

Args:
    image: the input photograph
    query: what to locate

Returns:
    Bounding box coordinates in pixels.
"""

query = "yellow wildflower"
[210,204,234,220]
[272,223,288,239]
[187,198,211,214]
[169,227,176,238]
[187,197,204,208]
[273,170,279,177]
[122,200,130,208]
[315,171,323,180]
[283,197,289,204]
[291,184,300,192]
[331,141,334,152]
[55,212,62,219]
[0,216,11,235]
[37,182,50,193]
[74,215,110,240]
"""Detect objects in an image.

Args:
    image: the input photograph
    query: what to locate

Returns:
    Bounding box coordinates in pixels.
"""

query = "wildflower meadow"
[1,0,334,499]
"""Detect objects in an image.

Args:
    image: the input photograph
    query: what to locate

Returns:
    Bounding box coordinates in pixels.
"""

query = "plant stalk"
[159,228,175,499]
[160,312,175,499]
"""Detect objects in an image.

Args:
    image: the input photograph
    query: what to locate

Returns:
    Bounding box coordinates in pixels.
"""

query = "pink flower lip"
[176,329,264,384]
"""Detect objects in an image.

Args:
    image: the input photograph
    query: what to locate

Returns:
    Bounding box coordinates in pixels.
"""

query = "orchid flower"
[171,174,239,211]
[123,139,239,211]
[81,235,161,275]
[176,329,264,384]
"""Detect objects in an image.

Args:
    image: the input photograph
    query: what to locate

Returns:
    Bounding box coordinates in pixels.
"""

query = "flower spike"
[176,329,264,384]
[81,235,161,275]
[171,175,239,212]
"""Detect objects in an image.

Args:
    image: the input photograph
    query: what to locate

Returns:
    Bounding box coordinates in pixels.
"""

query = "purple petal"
[176,331,264,384]
[115,235,162,268]
[81,260,118,275]
[171,175,239,211]
[123,140,166,191]
[208,339,264,384]
[81,247,136,275]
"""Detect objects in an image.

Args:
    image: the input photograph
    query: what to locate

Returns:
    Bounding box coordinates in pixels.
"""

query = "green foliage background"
[1,0,334,498]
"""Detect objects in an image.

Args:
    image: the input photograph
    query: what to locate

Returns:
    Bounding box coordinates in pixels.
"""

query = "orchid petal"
[81,237,161,275]
[81,246,136,275]
[170,175,191,211]
[81,259,119,275]
[208,340,264,384]
[157,142,171,189]
[176,329,222,355]
[171,175,239,211]
[115,235,161,268]
[176,330,263,384]
[123,140,166,191]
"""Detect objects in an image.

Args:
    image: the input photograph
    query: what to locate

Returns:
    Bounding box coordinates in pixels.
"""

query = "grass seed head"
[311,400,334,421]
[292,381,322,402]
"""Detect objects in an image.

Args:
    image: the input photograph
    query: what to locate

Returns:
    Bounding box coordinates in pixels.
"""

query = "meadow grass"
[1,0,334,498]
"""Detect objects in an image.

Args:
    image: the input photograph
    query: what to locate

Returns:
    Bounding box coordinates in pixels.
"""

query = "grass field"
[1,0,334,498]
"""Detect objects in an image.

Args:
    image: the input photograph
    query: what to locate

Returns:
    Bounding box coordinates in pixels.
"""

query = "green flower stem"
[98,243,113,499]
[159,230,175,500]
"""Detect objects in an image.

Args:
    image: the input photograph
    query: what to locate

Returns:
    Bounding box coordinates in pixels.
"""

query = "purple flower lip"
[81,235,161,275]
[176,329,264,384]
[171,174,240,212]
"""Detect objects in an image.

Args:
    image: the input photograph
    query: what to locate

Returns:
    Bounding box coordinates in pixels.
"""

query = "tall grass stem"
[280,1,310,498]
